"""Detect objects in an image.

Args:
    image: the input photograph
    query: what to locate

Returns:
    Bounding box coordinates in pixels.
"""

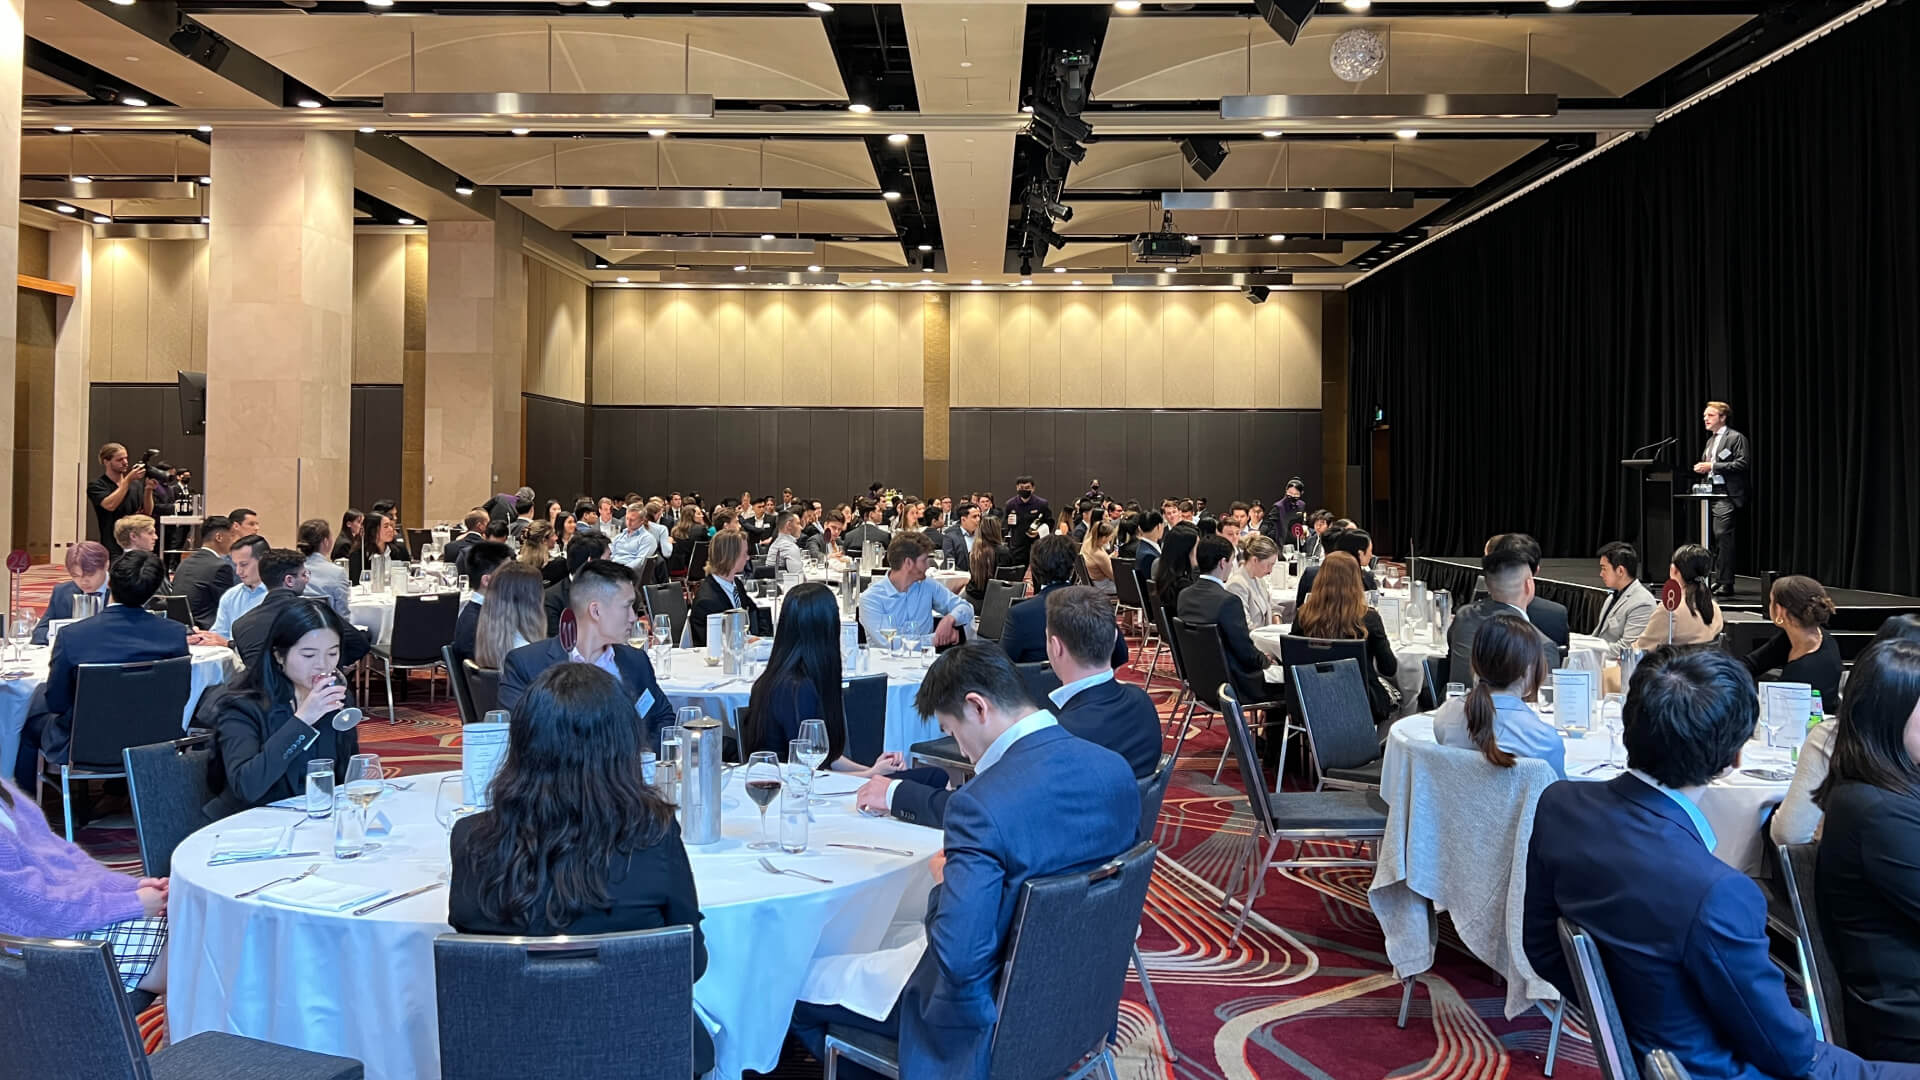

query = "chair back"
[157,595,193,627]
[444,646,479,723]
[1556,918,1642,1080]
[464,662,502,718]
[122,734,214,878]
[1219,684,1278,836]
[1137,710,1197,844]
[434,928,694,1080]
[68,657,195,772]
[642,583,688,646]
[994,563,1028,583]
[1290,657,1382,773]
[1013,661,1061,704]
[1112,557,1145,609]
[1778,841,1846,1047]
[1071,554,1093,587]
[1171,618,1232,715]
[1419,655,1447,711]
[1644,1050,1692,1080]
[1155,601,1189,684]
[1277,633,1370,676]
[978,579,1022,642]
[0,933,152,1080]
[406,528,434,558]
[841,674,889,768]
[985,841,1159,1080]
[389,592,461,664]
[684,540,710,588]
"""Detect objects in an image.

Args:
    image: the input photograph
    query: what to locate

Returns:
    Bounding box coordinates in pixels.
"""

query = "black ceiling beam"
[1057,188,1469,202]
[1115,2,1774,17]
[74,0,293,105]
[1616,0,1861,108]
[25,38,171,107]
[1006,3,1115,273]
[819,5,941,270]
[175,1,834,15]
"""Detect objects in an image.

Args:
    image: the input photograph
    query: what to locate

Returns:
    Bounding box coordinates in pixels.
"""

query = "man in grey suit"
[1694,400,1749,595]
[1446,544,1558,688]
[1592,541,1657,660]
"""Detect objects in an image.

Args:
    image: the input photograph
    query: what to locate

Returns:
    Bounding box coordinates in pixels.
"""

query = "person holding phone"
[205,600,360,819]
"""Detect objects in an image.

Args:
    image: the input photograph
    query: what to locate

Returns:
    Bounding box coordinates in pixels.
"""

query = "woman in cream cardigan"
[1226,533,1281,631]
[1634,544,1726,649]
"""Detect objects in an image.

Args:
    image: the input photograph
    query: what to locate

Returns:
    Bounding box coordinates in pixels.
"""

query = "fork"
[237,863,320,899]
[758,857,833,884]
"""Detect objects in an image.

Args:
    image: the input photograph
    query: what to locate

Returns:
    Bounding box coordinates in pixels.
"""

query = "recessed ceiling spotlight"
[1261,130,1282,139]
[1020,105,1034,114]
[1546,0,1578,7]
[1183,234,1199,242]
[882,190,901,201]
[198,175,211,185]
[1020,277,1032,285]
[199,216,210,224]
[847,103,871,114]
[1053,267,1065,273]
[760,233,776,241]
[648,128,667,138]
[615,276,630,283]
[594,259,610,269]
[56,205,77,214]
[454,181,474,195]
[1396,128,1419,140]
[586,0,612,5]
[1343,0,1371,10]
[871,278,883,285]
[916,243,933,252]
[1113,0,1141,11]
[53,125,73,133]
[970,279,982,285]
[359,126,376,134]
[1269,233,1286,241]
[887,133,909,145]
[960,61,972,69]
[296,97,323,109]
[396,216,415,225]
[1163,266,1178,273]
[92,215,110,224]
[511,127,531,136]
[109,0,134,5]
[71,175,92,184]
[366,0,393,7]
[1072,280,1083,285]
[734,265,747,272]
[807,264,823,272]
[806,1,834,10]
[197,124,213,133]
[121,96,148,107]
[919,278,932,285]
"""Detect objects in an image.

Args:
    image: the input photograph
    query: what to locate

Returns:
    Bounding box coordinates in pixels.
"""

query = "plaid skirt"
[76,913,167,992]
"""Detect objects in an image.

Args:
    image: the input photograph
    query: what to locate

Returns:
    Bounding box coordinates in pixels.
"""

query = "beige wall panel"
[611,290,647,405]
[948,291,995,408]
[521,258,545,393]
[1274,290,1321,409]
[1123,292,1164,408]
[994,295,1030,408]
[1212,296,1259,408]
[1161,292,1215,408]
[741,294,783,402]
[781,291,832,406]
[715,291,745,395]
[1098,293,1130,408]
[828,292,875,407]
[675,291,721,404]
[87,239,114,382]
[1027,293,1061,408]
[549,267,588,401]
[642,287,680,403]
[188,238,209,374]
[352,233,406,384]
[107,239,149,381]
[1251,298,1284,409]
[144,239,196,383]
[589,288,614,400]
[1057,295,1103,407]
[870,291,901,407]
[895,294,924,407]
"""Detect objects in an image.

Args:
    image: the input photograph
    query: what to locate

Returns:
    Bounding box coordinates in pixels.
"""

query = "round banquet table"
[0,642,237,781]
[167,770,940,1080]
[1385,713,1792,874]
[653,647,942,755]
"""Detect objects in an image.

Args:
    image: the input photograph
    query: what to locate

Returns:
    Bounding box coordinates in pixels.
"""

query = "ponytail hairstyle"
[1671,545,1716,623]
[1462,612,1550,769]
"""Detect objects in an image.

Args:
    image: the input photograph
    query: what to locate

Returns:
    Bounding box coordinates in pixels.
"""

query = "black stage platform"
[1412,556,1920,662]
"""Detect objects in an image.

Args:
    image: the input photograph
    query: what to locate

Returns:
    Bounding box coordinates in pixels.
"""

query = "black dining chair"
[464,662,503,719]
[371,592,460,721]
[842,674,890,768]
[977,579,1023,643]
[642,583,688,648]
[1172,618,1284,783]
[1555,918,1641,1080]
[993,563,1028,584]
[1778,841,1846,1046]
[40,656,194,840]
[122,733,214,878]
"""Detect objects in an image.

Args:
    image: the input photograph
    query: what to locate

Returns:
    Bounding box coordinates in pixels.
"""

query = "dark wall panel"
[348,385,404,515]
[949,408,1321,512]
[520,394,587,509]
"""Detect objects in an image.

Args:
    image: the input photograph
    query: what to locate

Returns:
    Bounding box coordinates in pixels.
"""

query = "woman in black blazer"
[450,663,711,1077]
[1812,639,1920,1062]
[207,601,359,818]
[687,529,765,645]
[1745,575,1843,705]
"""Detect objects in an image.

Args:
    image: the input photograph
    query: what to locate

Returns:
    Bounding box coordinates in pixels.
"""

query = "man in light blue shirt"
[858,531,973,647]
[209,535,269,640]
[609,503,660,568]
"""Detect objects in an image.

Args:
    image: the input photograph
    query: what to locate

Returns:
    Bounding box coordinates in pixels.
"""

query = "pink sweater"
[0,781,144,937]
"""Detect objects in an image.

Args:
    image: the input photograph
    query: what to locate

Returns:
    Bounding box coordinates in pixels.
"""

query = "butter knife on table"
[208,850,323,866]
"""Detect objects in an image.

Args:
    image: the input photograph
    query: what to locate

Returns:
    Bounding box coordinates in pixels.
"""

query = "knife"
[354,881,446,916]
[208,850,323,866]
[827,842,916,857]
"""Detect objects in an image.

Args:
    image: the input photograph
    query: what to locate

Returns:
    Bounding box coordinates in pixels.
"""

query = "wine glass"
[8,613,32,666]
[743,751,782,851]
[434,776,477,832]
[342,753,385,852]
[797,718,831,806]
[1602,694,1627,768]
[877,614,899,658]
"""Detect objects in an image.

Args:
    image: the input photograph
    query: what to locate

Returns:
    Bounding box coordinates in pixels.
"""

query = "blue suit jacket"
[998,581,1128,669]
[496,637,675,751]
[897,724,1138,1080]
[31,581,109,646]
[1523,774,1882,1080]
[36,604,190,760]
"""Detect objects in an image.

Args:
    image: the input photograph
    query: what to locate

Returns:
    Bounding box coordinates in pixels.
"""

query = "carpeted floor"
[25,564,1594,1079]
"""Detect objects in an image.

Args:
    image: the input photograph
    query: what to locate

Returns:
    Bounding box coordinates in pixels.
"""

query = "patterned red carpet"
[25,564,1594,1078]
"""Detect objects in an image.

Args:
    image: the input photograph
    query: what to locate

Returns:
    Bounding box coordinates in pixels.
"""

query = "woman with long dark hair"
[449,663,710,1076]
[1151,524,1200,613]
[1292,551,1399,721]
[1432,611,1561,778]
[207,600,357,816]
[965,515,1006,607]
[1811,640,1920,1061]
[741,583,901,774]
[329,508,363,561]
[1633,544,1724,648]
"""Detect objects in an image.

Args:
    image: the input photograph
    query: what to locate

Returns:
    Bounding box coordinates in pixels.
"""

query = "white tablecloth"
[653,648,941,755]
[0,643,238,779]
[167,770,939,1080]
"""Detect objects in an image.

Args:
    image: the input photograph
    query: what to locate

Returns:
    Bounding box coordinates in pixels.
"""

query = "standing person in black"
[1001,475,1050,568]
[1812,639,1920,1061]
[1694,400,1751,595]
[172,515,237,630]
[204,600,359,818]
[88,443,155,558]
[449,662,712,1077]
[1176,533,1277,703]
[1745,575,1843,704]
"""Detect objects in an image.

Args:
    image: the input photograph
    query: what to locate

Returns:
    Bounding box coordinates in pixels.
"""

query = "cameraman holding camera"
[88,442,156,557]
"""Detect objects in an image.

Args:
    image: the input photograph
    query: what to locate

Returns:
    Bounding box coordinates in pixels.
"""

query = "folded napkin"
[260,876,391,913]
[211,825,292,859]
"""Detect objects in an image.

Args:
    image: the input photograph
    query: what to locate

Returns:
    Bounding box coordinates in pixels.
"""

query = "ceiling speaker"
[1179,137,1229,181]
[1245,285,1271,305]
[1254,0,1317,45]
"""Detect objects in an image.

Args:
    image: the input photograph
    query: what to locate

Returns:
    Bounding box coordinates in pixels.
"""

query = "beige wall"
[352,232,407,384]
[950,290,1321,409]
[590,289,924,407]
[524,255,587,403]
[87,236,209,381]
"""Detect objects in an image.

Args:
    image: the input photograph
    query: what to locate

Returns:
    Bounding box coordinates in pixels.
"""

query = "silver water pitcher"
[720,609,748,676]
[678,716,724,845]
[370,551,389,594]
[69,593,102,620]
[838,568,862,615]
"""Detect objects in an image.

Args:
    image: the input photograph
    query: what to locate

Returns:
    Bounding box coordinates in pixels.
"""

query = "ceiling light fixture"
[887,133,909,145]
[197,124,212,133]
[1053,267,1065,273]
[882,190,901,201]
[807,1,834,10]
[454,180,474,195]
[296,98,323,109]
[199,216,210,224]
[1113,0,1141,11]
[366,0,393,7]
[92,215,111,224]
[648,128,667,138]
[970,279,982,285]
[1163,266,1178,273]
[1546,0,1578,7]
[916,243,933,252]
[1342,0,1371,10]
[761,233,776,241]
[1020,105,1034,114]
[386,92,714,121]
[1261,130,1281,138]
[615,276,630,283]
[53,125,73,133]
[56,205,77,214]
[511,127,531,136]
[1269,233,1285,241]
[359,126,376,134]
[1396,128,1419,139]
[734,265,747,271]
[1073,280,1084,285]
[586,0,612,5]
[199,176,211,184]
[396,216,415,225]
[847,103,871,114]
[594,259,610,269]
[109,0,134,5]
[70,176,92,184]
[613,235,813,254]
[533,189,782,209]
[1161,189,1413,210]
[121,96,148,107]
[871,278,883,285]
[807,264,823,272]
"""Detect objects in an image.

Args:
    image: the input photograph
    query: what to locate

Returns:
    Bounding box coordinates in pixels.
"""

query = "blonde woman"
[474,562,548,670]
[1081,520,1119,597]
[1226,533,1280,630]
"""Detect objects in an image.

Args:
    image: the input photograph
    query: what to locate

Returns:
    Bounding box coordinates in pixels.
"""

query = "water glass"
[658,725,685,804]
[1537,684,1556,715]
[434,775,477,831]
[305,758,335,818]
[1445,682,1468,703]
[641,751,658,785]
[779,764,811,854]
[1602,694,1627,767]
[332,790,366,859]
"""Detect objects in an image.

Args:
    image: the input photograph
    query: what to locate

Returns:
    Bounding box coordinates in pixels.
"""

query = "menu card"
[1552,668,1595,733]
[706,613,727,662]
[1761,682,1813,751]
[1378,595,1403,636]
[462,720,510,807]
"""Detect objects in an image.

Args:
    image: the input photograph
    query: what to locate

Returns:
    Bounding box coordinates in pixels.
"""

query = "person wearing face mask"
[498,560,675,750]
[205,600,359,818]
[1001,475,1051,567]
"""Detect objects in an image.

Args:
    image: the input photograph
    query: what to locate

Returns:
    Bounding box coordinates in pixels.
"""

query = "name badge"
[1717,448,1732,460]
[635,689,656,716]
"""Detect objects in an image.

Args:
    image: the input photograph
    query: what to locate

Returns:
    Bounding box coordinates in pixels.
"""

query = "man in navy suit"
[795,643,1139,1080]
[499,559,673,750]
[30,541,111,645]
[1524,648,1920,1080]
[451,541,513,669]
[1000,536,1127,669]
[15,551,187,786]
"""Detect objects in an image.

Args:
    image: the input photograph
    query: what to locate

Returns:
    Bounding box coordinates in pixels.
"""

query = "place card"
[1378,595,1403,636]
[1552,668,1595,734]
[1760,682,1813,751]
[462,720,509,808]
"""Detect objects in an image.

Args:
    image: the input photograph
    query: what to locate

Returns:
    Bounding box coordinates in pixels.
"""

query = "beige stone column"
[921,293,950,499]
[489,206,527,495]
[424,220,500,523]
[204,131,355,544]
[0,0,25,553]
[48,219,91,556]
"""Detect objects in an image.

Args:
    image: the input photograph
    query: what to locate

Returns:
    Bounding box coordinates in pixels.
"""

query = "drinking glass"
[305,758,335,819]
[877,614,899,658]
[359,569,373,591]
[1602,694,1627,768]
[780,761,810,854]
[435,775,477,831]
[332,790,366,859]
[658,725,685,804]
[342,753,385,853]
[744,752,782,851]
[796,721,830,805]
[9,613,31,665]
[1445,682,1468,703]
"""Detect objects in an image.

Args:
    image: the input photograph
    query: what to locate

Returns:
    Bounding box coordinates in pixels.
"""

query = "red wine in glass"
[744,779,782,808]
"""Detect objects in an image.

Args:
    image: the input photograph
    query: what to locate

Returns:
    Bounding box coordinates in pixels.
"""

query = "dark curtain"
[1348,2,1920,596]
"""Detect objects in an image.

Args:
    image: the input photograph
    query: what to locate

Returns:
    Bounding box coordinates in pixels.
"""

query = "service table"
[652,647,942,755]
[167,769,939,1080]
[0,642,237,779]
